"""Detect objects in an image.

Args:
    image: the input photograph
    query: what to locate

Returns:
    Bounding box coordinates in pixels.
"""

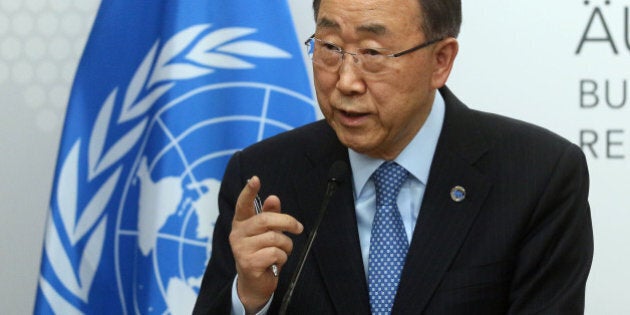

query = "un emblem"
[117,82,314,314]
[39,24,315,314]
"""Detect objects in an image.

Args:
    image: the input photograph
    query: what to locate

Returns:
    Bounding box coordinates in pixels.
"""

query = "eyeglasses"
[304,35,444,74]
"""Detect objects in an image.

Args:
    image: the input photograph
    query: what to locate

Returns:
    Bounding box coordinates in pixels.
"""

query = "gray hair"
[312,0,462,39]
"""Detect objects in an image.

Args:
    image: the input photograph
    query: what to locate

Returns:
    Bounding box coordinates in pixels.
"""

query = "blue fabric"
[368,162,410,314]
[34,1,315,314]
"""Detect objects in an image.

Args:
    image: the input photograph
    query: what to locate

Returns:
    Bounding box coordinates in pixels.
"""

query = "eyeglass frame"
[304,34,445,70]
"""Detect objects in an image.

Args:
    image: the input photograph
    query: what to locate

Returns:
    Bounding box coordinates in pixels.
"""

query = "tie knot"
[372,162,409,206]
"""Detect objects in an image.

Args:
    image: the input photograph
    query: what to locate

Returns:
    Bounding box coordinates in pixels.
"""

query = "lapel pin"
[450,186,466,202]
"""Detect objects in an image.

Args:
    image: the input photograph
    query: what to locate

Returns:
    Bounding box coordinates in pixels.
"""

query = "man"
[194,0,593,314]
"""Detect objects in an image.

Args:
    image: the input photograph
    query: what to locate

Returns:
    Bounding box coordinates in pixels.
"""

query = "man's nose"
[335,54,367,95]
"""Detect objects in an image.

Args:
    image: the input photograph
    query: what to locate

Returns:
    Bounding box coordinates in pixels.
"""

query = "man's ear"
[431,37,459,88]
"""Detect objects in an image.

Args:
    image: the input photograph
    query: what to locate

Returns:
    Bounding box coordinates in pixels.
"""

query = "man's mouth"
[339,109,367,118]
[335,109,370,127]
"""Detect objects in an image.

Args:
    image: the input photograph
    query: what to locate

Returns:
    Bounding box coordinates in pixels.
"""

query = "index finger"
[233,176,261,222]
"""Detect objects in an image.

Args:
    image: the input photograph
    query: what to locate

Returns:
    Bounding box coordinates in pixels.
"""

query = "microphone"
[278,160,349,315]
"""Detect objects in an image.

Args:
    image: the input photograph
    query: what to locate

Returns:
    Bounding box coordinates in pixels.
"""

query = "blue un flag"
[34,1,316,314]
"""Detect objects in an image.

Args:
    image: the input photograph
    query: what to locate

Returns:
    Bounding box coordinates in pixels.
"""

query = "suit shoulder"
[441,87,579,156]
[469,108,578,152]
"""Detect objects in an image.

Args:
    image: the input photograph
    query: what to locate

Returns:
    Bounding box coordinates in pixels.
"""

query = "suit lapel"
[394,87,493,313]
[291,122,371,314]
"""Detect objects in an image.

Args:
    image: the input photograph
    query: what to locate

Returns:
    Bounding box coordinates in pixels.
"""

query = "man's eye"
[360,48,383,56]
[322,43,340,51]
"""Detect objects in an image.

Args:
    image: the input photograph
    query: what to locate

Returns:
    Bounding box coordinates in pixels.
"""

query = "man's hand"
[229,176,303,313]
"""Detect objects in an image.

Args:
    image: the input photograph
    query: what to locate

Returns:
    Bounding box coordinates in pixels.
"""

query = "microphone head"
[327,160,349,184]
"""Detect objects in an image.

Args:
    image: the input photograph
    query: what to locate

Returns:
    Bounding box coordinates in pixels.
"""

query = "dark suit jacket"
[193,87,593,314]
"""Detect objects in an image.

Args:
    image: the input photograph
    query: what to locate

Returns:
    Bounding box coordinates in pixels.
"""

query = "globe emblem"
[114,82,315,314]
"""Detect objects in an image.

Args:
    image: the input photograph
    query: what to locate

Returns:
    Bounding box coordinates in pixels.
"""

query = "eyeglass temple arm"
[390,37,445,57]
[304,34,316,45]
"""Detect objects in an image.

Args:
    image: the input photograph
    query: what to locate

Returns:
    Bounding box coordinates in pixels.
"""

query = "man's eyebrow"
[356,24,387,35]
[316,18,339,30]
[316,18,387,36]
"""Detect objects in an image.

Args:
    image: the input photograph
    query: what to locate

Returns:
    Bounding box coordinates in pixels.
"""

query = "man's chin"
[337,134,374,155]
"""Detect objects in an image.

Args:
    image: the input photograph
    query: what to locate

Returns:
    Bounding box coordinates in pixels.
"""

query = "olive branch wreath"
[39,24,291,313]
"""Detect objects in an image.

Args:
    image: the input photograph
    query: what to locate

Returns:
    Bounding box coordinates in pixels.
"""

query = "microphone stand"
[278,161,347,315]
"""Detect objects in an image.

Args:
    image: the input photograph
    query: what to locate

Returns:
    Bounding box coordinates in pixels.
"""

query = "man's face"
[314,0,443,160]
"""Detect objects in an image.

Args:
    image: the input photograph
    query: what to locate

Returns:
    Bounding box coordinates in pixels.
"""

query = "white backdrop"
[0,0,627,313]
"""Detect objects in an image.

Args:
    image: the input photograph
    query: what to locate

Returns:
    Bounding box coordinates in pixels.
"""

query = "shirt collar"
[348,91,445,199]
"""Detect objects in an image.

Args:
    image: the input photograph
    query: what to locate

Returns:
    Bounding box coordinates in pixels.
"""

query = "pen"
[254,194,279,277]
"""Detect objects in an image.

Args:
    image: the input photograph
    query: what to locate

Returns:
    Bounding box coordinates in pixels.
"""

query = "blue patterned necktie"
[368,161,410,315]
